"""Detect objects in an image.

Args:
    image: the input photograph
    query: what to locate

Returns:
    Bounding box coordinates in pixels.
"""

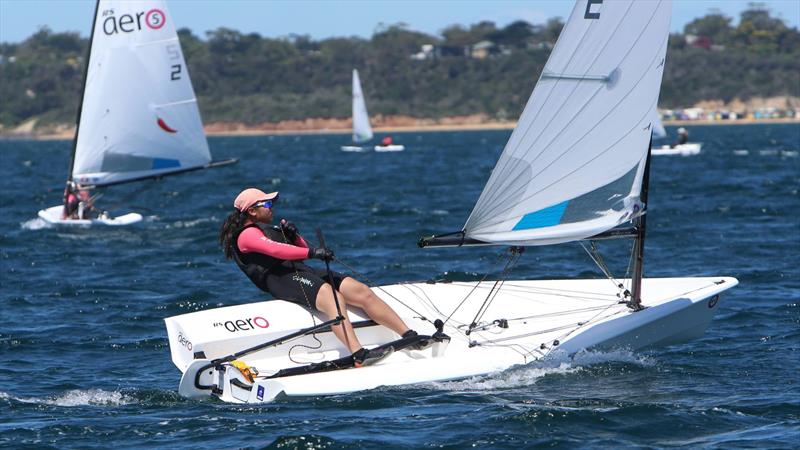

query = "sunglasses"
[254,200,273,209]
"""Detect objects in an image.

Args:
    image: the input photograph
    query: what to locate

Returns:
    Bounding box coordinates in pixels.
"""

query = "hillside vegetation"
[0,6,797,129]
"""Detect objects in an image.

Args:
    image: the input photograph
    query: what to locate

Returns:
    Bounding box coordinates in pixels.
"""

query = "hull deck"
[38,205,143,227]
[652,143,702,156]
[166,276,737,403]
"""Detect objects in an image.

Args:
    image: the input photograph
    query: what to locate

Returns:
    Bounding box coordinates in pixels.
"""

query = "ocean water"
[1,124,798,449]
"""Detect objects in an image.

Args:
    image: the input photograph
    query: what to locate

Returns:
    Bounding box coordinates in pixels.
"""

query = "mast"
[629,138,653,310]
[66,0,100,185]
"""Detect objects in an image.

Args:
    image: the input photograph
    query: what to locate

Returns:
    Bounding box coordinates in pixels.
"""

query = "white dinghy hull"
[37,205,142,227]
[652,143,702,156]
[340,146,368,152]
[166,276,736,403]
[374,145,405,152]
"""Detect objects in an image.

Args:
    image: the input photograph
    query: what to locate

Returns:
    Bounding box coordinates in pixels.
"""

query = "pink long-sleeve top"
[237,226,310,260]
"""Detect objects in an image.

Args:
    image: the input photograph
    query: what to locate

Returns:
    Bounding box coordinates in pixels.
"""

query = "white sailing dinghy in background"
[340,69,404,152]
[340,70,373,152]
[38,0,236,227]
[166,0,736,404]
[651,113,702,156]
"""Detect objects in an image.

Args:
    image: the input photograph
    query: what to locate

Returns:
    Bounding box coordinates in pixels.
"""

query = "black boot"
[352,347,393,367]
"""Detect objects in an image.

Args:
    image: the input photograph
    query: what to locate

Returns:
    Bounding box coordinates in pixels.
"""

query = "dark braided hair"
[219,208,247,260]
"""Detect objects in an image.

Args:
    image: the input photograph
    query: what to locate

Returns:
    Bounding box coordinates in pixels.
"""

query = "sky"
[1,0,799,43]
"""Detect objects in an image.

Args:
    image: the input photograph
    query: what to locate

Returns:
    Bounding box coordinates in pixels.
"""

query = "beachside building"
[470,40,496,59]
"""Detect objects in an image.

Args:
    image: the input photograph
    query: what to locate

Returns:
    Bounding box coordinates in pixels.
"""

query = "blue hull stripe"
[513,201,569,230]
[152,158,181,170]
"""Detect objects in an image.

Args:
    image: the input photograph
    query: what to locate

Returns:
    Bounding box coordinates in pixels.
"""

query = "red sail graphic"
[157,118,178,133]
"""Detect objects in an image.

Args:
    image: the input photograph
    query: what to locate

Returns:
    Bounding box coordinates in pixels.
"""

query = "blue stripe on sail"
[513,201,569,230]
[152,158,181,169]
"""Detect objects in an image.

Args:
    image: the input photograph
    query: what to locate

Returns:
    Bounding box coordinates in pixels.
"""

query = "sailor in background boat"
[381,136,394,146]
[672,127,689,148]
[62,182,94,220]
[219,188,417,367]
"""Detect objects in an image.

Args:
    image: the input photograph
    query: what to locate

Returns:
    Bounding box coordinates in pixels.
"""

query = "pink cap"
[233,188,279,212]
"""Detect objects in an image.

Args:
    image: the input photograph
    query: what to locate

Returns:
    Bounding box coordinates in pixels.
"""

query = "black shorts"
[265,261,349,310]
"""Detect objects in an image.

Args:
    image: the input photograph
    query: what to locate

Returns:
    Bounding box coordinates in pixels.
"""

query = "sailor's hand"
[280,219,299,241]
[308,247,335,261]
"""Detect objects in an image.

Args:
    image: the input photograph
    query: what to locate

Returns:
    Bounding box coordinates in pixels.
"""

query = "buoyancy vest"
[232,223,295,292]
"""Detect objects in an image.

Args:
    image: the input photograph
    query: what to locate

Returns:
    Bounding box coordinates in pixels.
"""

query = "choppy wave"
[433,362,581,391]
[1,389,133,407]
[3,127,799,447]
[20,218,50,230]
[165,216,218,229]
[431,350,652,391]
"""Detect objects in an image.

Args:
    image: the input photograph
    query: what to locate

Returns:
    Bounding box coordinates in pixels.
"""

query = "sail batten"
[71,0,211,187]
[134,37,180,47]
[463,0,671,246]
[153,99,198,108]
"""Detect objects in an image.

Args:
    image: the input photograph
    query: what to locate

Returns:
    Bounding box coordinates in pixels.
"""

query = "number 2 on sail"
[166,43,182,81]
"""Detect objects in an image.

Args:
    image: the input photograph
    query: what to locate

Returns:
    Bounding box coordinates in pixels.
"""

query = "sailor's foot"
[401,329,433,350]
[402,330,418,339]
[352,347,393,368]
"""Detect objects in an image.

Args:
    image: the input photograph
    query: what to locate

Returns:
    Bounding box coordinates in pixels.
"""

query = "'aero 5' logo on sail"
[101,7,166,35]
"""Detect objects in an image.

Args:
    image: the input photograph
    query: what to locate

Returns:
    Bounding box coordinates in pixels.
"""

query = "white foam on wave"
[166,216,217,229]
[569,348,654,366]
[428,349,653,392]
[0,389,133,407]
[432,362,581,391]
[20,218,50,230]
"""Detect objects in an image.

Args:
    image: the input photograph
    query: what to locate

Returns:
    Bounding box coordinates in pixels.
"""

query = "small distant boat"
[652,143,702,156]
[340,69,404,152]
[651,113,701,156]
[39,0,236,227]
[374,136,404,152]
[38,205,142,227]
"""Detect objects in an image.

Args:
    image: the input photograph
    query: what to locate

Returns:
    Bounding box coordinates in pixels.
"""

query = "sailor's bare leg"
[339,278,411,336]
[315,283,362,353]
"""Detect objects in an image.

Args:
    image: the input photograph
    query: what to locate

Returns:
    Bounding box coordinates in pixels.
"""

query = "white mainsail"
[71,0,211,187]
[351,69,373,143]
[464,0,671,246]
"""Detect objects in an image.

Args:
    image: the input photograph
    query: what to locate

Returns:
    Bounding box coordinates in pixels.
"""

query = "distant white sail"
[351,69,373,143]
[464,0,671,246]
[71,0,211,187]
[652,110,667,139]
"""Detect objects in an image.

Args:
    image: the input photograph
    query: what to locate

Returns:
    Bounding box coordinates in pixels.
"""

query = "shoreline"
[3,117,798,141]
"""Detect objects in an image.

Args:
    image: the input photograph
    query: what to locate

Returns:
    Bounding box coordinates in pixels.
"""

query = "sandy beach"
[3,116,798,141]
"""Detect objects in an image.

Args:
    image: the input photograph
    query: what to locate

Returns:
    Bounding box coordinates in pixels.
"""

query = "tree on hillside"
[0,9,798,128]
[441,21,497,46]
[683,10,732,43]
[732,4,794,52]
[489,21,536,48]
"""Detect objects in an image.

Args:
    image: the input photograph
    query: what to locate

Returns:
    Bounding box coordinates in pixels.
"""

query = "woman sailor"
[219,188,416,367]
